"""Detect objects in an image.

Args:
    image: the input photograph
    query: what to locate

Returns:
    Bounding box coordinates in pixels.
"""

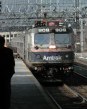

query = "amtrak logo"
[43,55,62,61]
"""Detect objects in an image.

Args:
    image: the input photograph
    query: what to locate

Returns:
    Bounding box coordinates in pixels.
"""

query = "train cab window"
[54,34,71,45]
[34,33,50,46]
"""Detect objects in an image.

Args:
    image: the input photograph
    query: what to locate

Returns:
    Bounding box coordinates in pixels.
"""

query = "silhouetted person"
[0,36,15,109]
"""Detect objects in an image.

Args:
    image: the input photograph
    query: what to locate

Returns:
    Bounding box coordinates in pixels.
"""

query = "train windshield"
[54,34,71,44]
[34,33,50,45]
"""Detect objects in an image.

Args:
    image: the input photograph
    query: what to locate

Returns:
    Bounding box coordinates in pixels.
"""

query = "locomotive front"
[28,20,75,79]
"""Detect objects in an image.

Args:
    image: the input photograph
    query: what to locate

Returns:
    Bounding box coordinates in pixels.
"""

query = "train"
[11,19,75,82]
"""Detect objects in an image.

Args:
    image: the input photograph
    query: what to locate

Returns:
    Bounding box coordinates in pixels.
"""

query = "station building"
[0,31,22,46]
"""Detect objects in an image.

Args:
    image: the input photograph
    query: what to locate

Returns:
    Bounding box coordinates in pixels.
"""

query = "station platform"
[75,52,87,60]
[75,52,87,66]
[10,59,56,109]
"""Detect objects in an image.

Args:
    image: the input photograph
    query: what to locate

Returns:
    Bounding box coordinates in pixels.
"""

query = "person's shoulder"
[4,47,13,53]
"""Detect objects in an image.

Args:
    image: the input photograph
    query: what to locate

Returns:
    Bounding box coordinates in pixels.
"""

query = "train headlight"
[65,55,69,58]
[68,24,71,27]
[49,45,56,49]
[69,67,73,70]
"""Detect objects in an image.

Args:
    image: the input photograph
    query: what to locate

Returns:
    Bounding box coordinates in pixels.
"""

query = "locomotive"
[11,19,75,81]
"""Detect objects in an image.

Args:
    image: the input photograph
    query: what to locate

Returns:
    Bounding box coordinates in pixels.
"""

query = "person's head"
[0,35,5,47]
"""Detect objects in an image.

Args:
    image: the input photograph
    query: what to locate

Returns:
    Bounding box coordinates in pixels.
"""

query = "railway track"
[41,68,87,109]
[66,72,87,100]
[43,83,87,109]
